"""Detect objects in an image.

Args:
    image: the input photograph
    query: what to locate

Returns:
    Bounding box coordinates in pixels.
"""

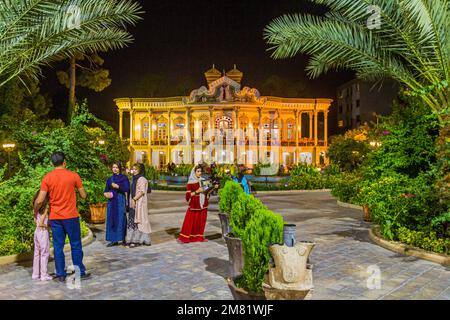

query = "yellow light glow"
[2,143,15,149]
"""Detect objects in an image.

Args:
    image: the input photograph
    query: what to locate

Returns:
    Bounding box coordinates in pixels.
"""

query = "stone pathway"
[0,191,449,300]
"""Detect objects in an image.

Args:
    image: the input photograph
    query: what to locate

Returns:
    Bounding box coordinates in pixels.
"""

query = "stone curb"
[256,189,331,195]
[0,228,94,266]
[336,200,363,211]
[368,226,450,267]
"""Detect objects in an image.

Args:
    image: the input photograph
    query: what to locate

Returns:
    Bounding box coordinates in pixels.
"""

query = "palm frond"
[0,0,144,87]
[264,0,450,113]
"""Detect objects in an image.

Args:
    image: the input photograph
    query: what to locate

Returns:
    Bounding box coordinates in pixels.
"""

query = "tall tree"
[0,0,143,88]
[57,53,112,119]
[0,77,52,118]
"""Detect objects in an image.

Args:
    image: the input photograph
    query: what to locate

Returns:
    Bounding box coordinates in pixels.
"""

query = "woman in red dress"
[178,165,217,243]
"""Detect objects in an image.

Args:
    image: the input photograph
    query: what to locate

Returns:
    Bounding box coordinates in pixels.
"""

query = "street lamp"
[2,143,16,177]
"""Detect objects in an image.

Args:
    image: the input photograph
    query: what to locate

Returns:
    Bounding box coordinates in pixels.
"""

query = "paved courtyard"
[0,191,449,300]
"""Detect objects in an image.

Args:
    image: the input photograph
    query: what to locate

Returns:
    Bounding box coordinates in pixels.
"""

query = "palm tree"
[0,0,143,88]
[264,0,449,209]
[264,0,449,122]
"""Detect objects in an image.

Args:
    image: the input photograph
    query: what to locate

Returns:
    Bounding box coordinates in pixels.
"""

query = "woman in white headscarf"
[177,165,217,243]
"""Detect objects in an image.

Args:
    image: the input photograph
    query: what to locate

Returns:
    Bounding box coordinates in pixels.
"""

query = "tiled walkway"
[0,191,448,300]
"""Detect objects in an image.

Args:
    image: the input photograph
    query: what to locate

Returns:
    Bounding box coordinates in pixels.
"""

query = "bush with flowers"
[330,92,449,253]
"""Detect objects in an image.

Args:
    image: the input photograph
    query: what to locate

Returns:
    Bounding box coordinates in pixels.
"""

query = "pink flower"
[382,130,390,136]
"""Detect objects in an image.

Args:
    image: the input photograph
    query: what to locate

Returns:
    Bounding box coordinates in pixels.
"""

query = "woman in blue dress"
[232,168,251,195]
[104,161,130,247]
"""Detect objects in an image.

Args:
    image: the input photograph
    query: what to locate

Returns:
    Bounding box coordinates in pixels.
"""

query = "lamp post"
[2,143,16,177]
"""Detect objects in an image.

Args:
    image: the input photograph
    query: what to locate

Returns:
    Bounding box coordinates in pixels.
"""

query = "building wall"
[336,79,399,133]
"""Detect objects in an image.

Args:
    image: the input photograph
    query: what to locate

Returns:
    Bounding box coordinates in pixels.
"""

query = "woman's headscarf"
[131,163,146,199]
[188,165,206,208]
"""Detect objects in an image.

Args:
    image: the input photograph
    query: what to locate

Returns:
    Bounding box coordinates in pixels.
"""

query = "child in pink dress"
[32,192,52,281]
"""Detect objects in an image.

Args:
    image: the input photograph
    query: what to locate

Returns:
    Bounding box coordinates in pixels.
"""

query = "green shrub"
[218,181,244,213]
[290,163,320,177]
[0,164,50,256]
[172,164,194,176]
[288,173,325,190]
[331,172,362,203]
[328,128,372,172]
[145,164,159,183]
[240,208,284,293]
[397,227,450,254]
[230,193,266,238]
[251,182,290,191]
[253,163,271,176]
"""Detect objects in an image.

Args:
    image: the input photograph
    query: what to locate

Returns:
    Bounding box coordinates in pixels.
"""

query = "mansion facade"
[115,66,332,168]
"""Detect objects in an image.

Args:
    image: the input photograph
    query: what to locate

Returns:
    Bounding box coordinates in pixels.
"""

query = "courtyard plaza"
[0,191,449,300]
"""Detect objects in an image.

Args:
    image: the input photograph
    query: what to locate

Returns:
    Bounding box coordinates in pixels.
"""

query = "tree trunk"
[68,56,76,121]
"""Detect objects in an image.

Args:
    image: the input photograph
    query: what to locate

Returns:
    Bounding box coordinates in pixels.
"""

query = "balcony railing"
[131,138,327,147]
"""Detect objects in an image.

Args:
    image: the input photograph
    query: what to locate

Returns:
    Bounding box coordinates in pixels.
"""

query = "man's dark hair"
[51,152,65,166]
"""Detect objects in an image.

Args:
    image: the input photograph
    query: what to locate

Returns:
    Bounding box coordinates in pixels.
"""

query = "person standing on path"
[33,152,90,281]
[125,163,152,247]
[31,191,52,281]
[178,165,218,244]
[104,161,129,247]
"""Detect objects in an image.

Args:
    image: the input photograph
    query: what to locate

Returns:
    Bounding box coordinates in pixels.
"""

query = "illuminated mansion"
[114,66,332,168]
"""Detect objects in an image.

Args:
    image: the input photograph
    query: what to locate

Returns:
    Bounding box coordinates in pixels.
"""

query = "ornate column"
[295,110,300,163]
[129,99,134,164]
[257,107,262,163]
[148,110,152,166]
[324,111,329,146]
[308,111,313,142]
[276,109,282,166]
[234,106,240,163]
[167,110,172,165]
[209,106,214,133]
[186,107,192,164]
[314,110,318,147]
[119,110,123,138]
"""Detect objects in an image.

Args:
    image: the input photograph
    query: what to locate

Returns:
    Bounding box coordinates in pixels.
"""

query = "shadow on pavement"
[204,257,229,279]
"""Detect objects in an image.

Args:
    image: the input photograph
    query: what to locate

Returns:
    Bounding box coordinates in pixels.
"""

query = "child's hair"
[33,191,49,217]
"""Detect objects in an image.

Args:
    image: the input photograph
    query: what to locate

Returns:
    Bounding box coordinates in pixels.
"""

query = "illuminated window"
[157,123,167,140]
[338,120,344,128]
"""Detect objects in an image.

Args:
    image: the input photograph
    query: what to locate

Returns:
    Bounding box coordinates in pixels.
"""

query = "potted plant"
[83,179,108,224]
[228,208,284,300]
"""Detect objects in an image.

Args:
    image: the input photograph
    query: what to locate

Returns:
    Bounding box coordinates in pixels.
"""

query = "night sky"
[43,0,354,131]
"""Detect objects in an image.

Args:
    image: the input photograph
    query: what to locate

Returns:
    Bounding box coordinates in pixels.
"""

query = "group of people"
[103,161,151,247]
[30,152,248,282]
[31,152,153,282]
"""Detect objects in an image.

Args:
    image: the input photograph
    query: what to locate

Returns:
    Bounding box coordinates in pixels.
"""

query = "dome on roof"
[204,64,222,84]
[226,64,243,84]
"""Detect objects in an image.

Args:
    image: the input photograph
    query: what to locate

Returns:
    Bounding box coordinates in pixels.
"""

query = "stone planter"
[89,203,107,224]
[224,233,244,279]
[262,243,315,300]
[363,205,371,222]
[227,277,266,300]
[218,213,231,237]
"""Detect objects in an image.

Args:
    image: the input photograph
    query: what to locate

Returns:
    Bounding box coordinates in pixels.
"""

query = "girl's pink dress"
[32,213,52,281]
